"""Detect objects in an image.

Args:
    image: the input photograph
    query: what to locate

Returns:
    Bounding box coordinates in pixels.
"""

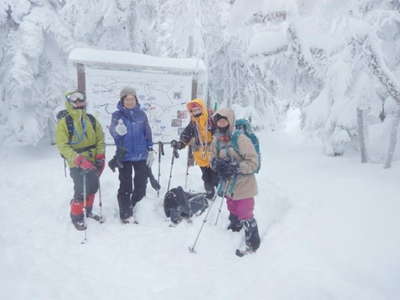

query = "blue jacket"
[109,102,153,162]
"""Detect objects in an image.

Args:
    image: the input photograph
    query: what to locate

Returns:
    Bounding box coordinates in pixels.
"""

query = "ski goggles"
[66,91,86,103]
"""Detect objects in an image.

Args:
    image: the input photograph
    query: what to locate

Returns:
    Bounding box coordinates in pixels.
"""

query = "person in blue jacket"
[109,87,154,223]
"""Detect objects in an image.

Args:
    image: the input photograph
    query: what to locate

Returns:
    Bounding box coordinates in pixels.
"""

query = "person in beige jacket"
[211,107,261,253]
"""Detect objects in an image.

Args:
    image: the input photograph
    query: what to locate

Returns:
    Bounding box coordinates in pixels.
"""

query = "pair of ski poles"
[157,141,191,197]
[188,181,229,253]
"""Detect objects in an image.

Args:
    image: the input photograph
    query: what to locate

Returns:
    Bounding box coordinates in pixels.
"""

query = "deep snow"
[1,128,399,300]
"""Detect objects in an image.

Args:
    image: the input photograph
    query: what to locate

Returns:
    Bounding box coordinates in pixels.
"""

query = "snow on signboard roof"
[69,48,206,73]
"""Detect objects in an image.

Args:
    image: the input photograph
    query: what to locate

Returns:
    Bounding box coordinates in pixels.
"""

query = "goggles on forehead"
[66,91,86,103]
[187,102,202,111]
[190,106,202,113]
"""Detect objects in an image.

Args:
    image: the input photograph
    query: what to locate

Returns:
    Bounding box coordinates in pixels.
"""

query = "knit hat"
[213,113,228,123]
[120,86,137,99]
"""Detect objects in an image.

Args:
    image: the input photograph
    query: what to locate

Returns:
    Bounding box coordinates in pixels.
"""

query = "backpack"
[56,110,96,144]
[231,119,261,174]
[164,186,209,224]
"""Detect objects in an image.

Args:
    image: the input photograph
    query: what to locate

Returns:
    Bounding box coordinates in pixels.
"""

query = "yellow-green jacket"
[55,101,105,168]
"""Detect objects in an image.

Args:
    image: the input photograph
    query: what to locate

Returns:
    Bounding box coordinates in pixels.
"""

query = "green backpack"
[231,119,261,174]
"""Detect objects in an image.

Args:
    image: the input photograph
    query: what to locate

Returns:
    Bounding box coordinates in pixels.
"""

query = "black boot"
[227,214,243,232]
[118,192,132,221]
[243,218,261,251]
[204,182,215,200]
[71,214,86,231]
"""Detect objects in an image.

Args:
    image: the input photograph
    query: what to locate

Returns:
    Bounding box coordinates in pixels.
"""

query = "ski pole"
[184,161,189,190]
[157,141,164,197]
[214,179,231,226]
[98,178,103,220]
[184,146,191,190]
[214,197,225,226]
[167,146,179,192]
[81,171,88,244]
[63,159,67,178]
[188,191,219,253]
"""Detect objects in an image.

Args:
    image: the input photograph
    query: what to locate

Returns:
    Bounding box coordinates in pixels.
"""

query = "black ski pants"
[70,168,99,201]
[117,160,148,219]
[200,166,219,198]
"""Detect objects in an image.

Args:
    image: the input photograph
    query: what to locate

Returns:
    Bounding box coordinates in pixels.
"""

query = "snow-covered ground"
[1,128,399,300]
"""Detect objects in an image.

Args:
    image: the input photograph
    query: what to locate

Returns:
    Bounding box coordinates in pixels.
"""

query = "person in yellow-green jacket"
[55,91,105,231]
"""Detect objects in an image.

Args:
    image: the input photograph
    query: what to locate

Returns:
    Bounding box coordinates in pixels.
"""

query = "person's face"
[190,106,202,117]
[123,95,137,109]
[72,99,86,109]
[216,118,229,129]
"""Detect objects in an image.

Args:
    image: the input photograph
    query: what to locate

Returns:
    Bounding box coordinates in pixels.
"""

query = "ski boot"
[87,211,105,223]
[73,220,87,231]
[121,216,138,224]
[235,218,260,257]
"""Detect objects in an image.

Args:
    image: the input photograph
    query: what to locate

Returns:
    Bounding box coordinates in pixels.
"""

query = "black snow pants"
[70,168,99,201]
[117,160,148,219]
[69,168,99,222]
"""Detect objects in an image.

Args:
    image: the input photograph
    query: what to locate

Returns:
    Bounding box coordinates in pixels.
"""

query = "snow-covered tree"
[1,0,400,167]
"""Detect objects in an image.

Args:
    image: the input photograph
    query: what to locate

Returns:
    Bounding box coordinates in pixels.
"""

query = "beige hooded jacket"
[211,108,258,200]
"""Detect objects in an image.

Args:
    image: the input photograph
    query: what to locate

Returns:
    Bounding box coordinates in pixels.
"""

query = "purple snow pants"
[226,197,254,220]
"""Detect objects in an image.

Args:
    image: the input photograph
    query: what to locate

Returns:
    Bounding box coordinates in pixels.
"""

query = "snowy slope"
[1,128,400,300]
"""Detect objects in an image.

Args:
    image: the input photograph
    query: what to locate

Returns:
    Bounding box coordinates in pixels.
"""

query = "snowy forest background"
[1,0,400,167]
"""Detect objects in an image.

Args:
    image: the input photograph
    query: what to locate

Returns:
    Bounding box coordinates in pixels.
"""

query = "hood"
[213,108,235,134]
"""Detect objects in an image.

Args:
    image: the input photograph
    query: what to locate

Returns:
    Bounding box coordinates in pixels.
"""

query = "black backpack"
[56,110,96,144]
[164,186,208,224]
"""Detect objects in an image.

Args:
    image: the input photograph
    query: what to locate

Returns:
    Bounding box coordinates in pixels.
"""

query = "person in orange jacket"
[171,98,218,199]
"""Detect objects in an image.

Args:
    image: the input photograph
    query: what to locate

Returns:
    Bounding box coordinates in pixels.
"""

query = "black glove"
[95,154,105,176]
[213,158,239,179]
[108,147,127,172]
[115,147,127,160]
[171,139,185,150]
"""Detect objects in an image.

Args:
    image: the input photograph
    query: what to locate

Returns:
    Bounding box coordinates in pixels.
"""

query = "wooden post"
[187,35,198,101]
[187,36,196,168]
[191,78,198,100]
[77,63,86,93]
[357,108,368,163]
[384,109,400,169]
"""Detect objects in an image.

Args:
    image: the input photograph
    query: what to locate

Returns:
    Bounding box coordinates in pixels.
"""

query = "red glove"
[95,153,105,176]
[74,155,95,170]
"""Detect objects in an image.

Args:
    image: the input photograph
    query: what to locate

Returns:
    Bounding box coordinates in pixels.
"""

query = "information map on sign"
[86,67,193,143]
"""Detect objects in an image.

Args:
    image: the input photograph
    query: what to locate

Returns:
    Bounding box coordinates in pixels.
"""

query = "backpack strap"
[87,113,96,131]
[64,114,74,144]
[64,113,96,144]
